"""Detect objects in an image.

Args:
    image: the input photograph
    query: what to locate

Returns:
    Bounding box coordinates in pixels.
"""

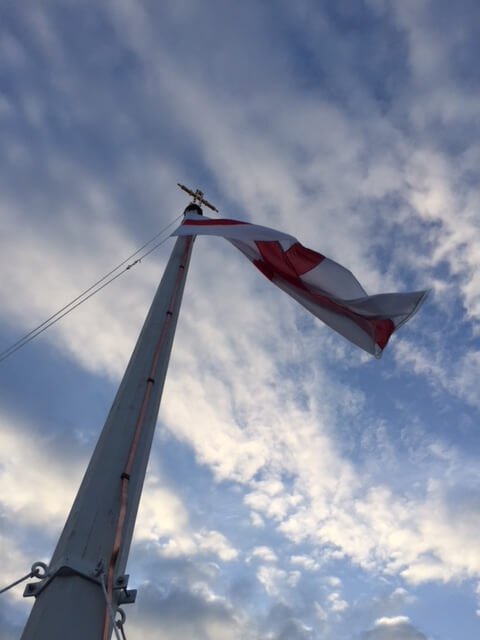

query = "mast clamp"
[23,559,137,605]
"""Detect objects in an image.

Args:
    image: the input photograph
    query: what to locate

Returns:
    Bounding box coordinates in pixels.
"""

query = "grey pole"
[21,204,198,640]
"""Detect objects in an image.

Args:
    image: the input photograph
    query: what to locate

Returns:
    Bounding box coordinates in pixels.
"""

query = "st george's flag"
[174,211,427,357]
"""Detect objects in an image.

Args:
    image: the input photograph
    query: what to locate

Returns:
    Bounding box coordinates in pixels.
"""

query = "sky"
[0,1,479,639]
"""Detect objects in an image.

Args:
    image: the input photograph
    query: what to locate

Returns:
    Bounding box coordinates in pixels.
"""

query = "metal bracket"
[23,560,136,605]
[114,573,137,605]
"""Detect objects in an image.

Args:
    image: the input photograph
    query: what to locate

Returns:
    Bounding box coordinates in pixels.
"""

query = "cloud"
[134,473,190,542]
[0,411,86,534]
[159,529,238,563]
[1,2,480,639]
[0,179,174,380]
[276,618,314,640]
[257,565,301,602]
[263,602,316,640]
[327,591,349,613]
[0,603,23,640]
[249,546,278,564]
[127,582,252,640]
[290,555,320,572]
[362,615,427,639]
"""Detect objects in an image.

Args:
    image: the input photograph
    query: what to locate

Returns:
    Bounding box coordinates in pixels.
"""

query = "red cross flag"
[174,211,427,357]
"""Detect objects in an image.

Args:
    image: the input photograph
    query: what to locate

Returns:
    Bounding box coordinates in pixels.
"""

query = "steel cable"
[0,214,182,364]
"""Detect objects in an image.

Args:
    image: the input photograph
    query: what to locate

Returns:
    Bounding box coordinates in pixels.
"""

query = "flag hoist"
[21,186,427,639]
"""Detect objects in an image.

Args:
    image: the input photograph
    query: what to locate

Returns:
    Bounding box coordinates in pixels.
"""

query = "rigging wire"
[0,572,35,595]
[0,214,183,365]
[0,562,47,596]
[100,574,123,640]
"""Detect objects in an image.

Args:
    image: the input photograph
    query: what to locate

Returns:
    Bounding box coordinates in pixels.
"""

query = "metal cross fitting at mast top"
[177,183,218,212]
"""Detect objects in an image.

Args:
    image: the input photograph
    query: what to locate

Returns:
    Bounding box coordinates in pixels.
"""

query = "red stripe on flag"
[255,241,325,280]
[297,285,396,351]
[255,241,298,279]
[285,243,325,275]
[253,259,275,280]
[371,318,395,349]
[182,218,248,226]
[251,245,395,351]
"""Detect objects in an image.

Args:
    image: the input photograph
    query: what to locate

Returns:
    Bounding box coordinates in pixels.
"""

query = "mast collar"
[23,558,137,605]
[183,203,203,216]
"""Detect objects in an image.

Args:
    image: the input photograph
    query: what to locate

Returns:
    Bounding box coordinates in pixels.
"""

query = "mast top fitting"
[177,183,218,212]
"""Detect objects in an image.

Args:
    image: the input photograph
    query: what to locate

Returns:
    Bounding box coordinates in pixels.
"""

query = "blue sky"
[1,1,479,638]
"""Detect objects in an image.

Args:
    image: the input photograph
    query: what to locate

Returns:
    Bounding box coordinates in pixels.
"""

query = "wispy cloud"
[1,1,479,638]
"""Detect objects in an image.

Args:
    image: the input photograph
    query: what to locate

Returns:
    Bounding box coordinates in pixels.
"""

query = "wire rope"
[0,562,47,595]
[0,214,182,364]
[100,574,123,640]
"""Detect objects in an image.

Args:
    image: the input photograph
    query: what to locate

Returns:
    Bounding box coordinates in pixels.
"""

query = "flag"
[174,211,428,357]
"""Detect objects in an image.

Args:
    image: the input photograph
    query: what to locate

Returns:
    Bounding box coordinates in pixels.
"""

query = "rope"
[0,214,183,364]
[101,236,194,640]
[100,574,122,640]
[0,561,47,595]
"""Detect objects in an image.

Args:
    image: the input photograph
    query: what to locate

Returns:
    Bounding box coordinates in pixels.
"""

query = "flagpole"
[21,198,203,640]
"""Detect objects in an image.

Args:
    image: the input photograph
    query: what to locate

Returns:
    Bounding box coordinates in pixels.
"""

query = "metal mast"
[21,189,215,640]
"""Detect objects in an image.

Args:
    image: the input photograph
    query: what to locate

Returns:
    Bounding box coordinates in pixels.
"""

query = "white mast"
[21,190,213,639]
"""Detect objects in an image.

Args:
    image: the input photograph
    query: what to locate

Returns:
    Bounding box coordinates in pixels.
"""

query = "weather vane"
[177,183,218,212]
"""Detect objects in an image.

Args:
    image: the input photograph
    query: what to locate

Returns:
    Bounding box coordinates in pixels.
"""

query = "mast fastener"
[23,560,136,605]
[114,574,137,604]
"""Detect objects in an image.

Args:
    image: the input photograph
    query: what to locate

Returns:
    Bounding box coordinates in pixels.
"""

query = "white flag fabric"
[174,211,428,357]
